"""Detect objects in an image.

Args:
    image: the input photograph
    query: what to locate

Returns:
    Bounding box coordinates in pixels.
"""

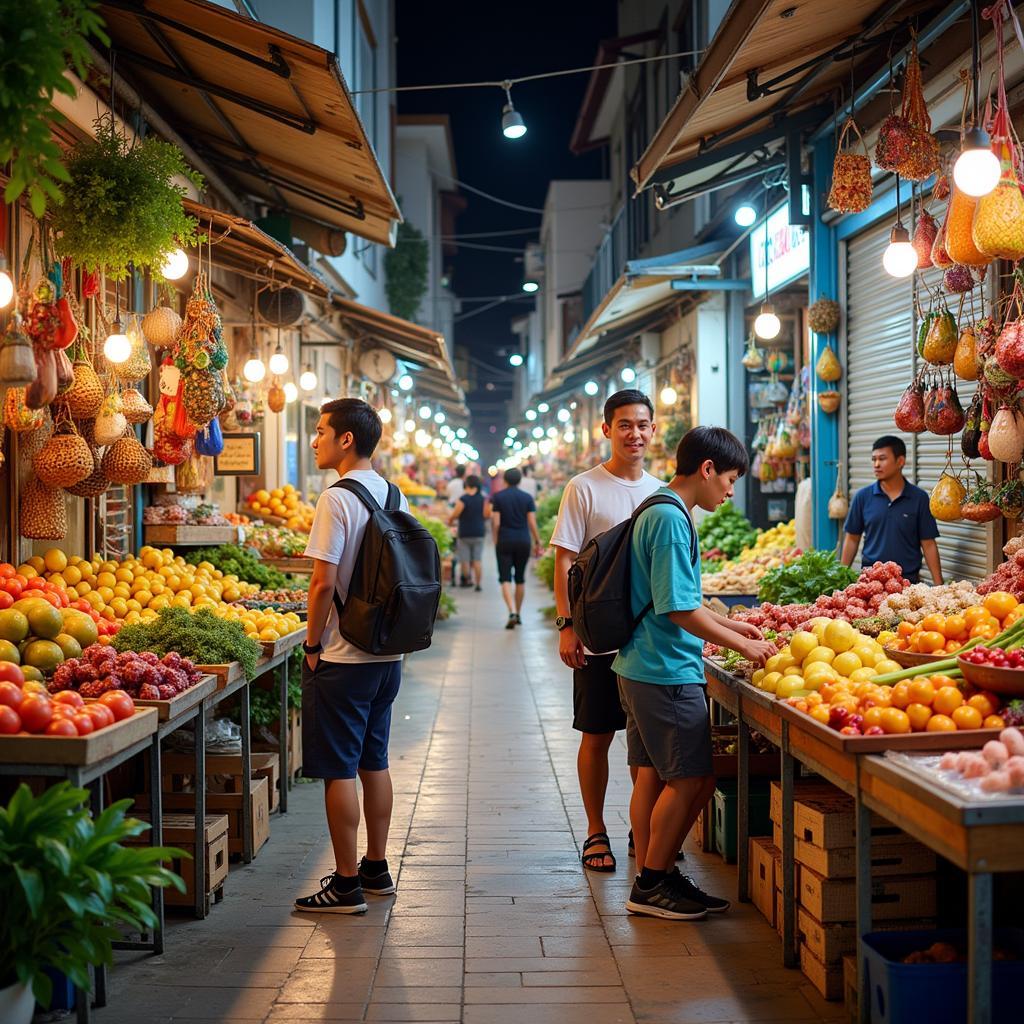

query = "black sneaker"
[474,585,482,592]
[513,614,522,625]
[359,857,396,895]
[505,614,517,629]
[674,872,730,913]
[626,871,708,921]
[294,874,367,914]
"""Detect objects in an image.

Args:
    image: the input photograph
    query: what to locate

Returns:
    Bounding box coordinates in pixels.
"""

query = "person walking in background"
[449,474,488,591]
[446,464,466,506]
[550,389,662,873]
[490,467,542,629]
[519,463,538,500]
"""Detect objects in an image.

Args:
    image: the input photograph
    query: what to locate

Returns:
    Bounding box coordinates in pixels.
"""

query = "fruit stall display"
[698,501,759,562]
[184,544,296,590]
[235,589,308,612]
[395,473,436,500]
[48,646,205,701]
[143,500,234,527]
[885,592,1021,655]
[701,520,800,594]
[242,525,309,560]
[877,580,985,623]
[244,485,315,532]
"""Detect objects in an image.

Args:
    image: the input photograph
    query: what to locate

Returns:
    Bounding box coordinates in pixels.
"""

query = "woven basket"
[827,119,872,213]
[0,321,37,387]
[121,387,154,425]
[66,446,111,499]
[33,424,94,489]
[20,477,67,541]
[808,298,840,334]
[101,434,153,485]
[64,359,105,419]
[141,306,182,349]
[3,387,44,432]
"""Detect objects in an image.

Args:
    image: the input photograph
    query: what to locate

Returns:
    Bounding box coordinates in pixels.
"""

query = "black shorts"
[496,539,530,583]
[573,653,626,734]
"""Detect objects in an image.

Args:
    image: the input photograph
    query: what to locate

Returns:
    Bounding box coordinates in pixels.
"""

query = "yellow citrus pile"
[736,520,797,562]
[214,605,304,643]
[395,473,436,498]
[247,485,315,532]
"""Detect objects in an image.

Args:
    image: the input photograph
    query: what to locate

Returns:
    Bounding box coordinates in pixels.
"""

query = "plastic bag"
[194,418,224,456]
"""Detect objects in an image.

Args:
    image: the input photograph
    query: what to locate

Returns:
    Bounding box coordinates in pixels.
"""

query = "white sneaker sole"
[294,901,368,914]
[625,899,707,921]
[362,884,396,895]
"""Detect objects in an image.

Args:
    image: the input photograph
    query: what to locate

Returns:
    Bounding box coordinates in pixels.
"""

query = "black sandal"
[581,832,616,872]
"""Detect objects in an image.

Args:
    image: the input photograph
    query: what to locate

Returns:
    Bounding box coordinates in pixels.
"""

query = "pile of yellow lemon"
[394,473,436,498]
[247,484,315,532]
[736,520,796,563]
[215,605,304,643]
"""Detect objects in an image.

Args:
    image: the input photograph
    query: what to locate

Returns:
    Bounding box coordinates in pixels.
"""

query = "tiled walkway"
[100,573,843,1024]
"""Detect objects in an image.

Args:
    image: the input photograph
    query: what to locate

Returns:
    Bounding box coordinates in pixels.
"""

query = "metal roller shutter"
[843,221,991,583]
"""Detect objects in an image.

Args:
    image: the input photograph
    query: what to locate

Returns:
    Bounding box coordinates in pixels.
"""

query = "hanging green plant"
[384,218,428,322]
[0,1,108,216]
[53,115,204,279]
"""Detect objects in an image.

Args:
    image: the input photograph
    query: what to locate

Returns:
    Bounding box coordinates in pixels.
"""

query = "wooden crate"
[161,750,281,813]
[843,954,858,1024]
[260,627,306,659]
[123,675,216,722]
[0,707,158,766]
[254,707,301,779]
[795,793,905,850]
[775,886,784,940]
[127,813,229,907]
[144,524,241,545]
[795,838,937,879]
[749,837,779,928]
[196,661,244,690]
[798,907,938,966]
[798,865,936,924]
[770,778,838,825]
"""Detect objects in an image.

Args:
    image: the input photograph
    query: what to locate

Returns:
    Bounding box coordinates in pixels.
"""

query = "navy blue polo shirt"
[844,479,939,582]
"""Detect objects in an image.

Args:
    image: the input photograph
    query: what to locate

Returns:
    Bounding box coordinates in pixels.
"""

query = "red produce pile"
[733,562,910,634]
[47,646,202,700]
[977,547,1024,598]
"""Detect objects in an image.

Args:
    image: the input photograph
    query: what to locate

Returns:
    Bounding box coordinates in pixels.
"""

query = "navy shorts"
[301,658,402,780]
[496,539,531,583]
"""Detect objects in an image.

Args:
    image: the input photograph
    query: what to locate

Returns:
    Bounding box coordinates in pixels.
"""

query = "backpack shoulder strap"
[384,481,401,511]
[331,477,382,512]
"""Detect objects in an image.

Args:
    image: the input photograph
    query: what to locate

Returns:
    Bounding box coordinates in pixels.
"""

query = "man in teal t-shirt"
[613,426,777,922]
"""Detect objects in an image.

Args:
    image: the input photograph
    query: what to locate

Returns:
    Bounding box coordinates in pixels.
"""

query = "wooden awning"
[99,0,401,246]
[185,199,329,298]
[630,0,908,197]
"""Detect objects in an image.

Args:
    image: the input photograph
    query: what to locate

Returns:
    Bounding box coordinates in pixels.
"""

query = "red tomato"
[53,690,85,709]
[0,563,15,580]
[40,592,61,608]
[24,577,44,590]
[59,591,70,607]
[19,695,54,733]
[98,690,134,721]
[71,713,95,736]
[0,665,25,689]
[73,599,90,612]
[4,580,23,600]
[0,680,24,707]
[0,592,12,610]
[46,718,78,737]
[50,703,76,718]
[85,703,115,729]
[0,705,21,734]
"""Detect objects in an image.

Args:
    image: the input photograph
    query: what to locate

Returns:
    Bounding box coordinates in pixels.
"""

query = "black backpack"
[329,479,441,656]
[567,492,696,654]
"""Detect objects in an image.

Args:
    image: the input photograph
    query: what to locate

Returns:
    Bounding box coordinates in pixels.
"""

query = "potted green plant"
[0,782,186,1021]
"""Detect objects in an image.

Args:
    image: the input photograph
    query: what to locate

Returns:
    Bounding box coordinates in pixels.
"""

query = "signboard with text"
[750,202,810,299]
[214,432,262,476]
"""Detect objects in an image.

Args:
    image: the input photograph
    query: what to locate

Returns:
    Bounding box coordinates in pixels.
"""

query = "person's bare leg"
[324,778,360,876]
[629,766,664,874]
[514,583,525,612]
[500,581,514,613]
[671,776,715,856]
[647,776,711,871]
[578,731,615,868]
[358,767,393,862]
[472,559,483,586]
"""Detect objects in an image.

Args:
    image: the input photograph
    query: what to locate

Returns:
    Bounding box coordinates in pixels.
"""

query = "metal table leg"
[856,790,872,1024]
[239,682,253,863]
[780,720,797,968]
[194,700,207,918]
[279,657,289,813]
[149,731,164,954]
[737,707,751,903]
[968,872,993,1024]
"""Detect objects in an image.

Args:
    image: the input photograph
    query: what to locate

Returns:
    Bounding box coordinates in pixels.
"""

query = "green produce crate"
[713,777,772,864]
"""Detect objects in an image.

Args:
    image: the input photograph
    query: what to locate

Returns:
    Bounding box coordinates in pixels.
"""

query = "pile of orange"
[887,592,1022,655]
[246,485,315,532]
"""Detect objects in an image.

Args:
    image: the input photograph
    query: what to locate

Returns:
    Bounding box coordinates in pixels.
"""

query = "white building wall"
[693,293,728,428]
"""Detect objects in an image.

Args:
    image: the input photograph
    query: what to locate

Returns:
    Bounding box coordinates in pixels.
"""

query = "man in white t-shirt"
[550,390,663,873]
[445,465,466,505]
[519,463,538,500]
[295,398,410,915]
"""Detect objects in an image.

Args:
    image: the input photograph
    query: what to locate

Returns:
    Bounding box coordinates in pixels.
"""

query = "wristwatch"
[554,616,573,631]
[303,641,323,655]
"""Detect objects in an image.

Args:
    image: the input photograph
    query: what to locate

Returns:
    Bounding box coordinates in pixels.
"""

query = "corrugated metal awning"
[100,0,401,246]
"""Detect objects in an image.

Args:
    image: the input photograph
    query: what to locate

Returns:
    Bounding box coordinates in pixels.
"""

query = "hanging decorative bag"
[954,326,979,381]
[94,391,128,446]
[183,370,224,427]
[121,387,154,425]
[994,279,1024,378]
[828,468,850,520]
[827,118,873,213]
[0,316,37,387]
[25,345,57,409]
[962,392,983,459]
[101,433,153,485]
[266,382,286,413]
[33,418,93,489]
[946,185,992,267]
[113,313,153,383]
[194,418,224,457]
[922,309,957,365]
[175,450,211,494]
[20,477,67,541]
[818,390,841,413]
[153,398,193,465]
[815,345,842,382]
[874,44,940,180]
[54,347,73,394]
[894,379,927,433]
[64,349,105,419]
[66,445,110,499]
[931,205,955,270]
[141,306,182,350]
[807,297,840,334]
[943,265,975,294]
[3,387,44,432]
[220,370,236,414]
[741,337,764,370]
[988,405,1024,462]
[930,471,966,522]
[24,281,62,351]
[912,210,937,268]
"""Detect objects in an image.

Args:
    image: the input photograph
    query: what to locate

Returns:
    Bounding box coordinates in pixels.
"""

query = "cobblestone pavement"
[99,573,844,1024]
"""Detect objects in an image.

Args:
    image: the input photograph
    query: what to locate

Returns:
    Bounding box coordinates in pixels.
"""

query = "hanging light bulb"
[397,373,414,391]
[524,409,537,421]
[620,366,637,384]
[103,316,132,364]
[557,408,571,423]
[501,82,527,139]
[882,223,918,278]
[160,247,189,281]
[507,427,518,438]
[509,353,524,366]
[953,127,1000,197]
[0,256,13,309]
[404,418,416,432]
[379,407,393,424]
[537,402,549,413]
[456,427,467,439]
[660,385,678,406]
[532,426,544,439]
[269,342,289,376]
[753,302,781,340]
[734,204,757,227]
[584,380,600,396]
[283,381,298,403]
[434,411,446,424]
[243,348,266,383]
[419,405,432,419]
[521,279,539,293]
[299,364,318,391]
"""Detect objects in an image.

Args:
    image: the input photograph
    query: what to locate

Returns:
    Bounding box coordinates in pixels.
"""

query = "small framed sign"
[214,432,261,476]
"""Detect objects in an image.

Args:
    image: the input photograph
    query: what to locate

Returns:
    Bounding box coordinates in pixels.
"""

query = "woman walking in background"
[448,474,488,591]
[489,467,543,629]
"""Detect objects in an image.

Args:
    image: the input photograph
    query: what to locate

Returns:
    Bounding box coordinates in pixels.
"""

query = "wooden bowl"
[956,657,1024,697]
[882,647,946,669]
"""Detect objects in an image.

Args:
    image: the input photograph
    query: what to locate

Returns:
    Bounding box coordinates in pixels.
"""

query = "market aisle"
[101,570,844,1024]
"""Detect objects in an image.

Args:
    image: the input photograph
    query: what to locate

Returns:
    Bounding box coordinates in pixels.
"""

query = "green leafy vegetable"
[697,501,758,559]
[757,550,858,605]
[186,545,290,589]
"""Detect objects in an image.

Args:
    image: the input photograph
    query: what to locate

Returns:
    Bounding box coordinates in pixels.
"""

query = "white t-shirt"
[304,469,410,664]
[519,476,538,500]
[550,463,663,555]
[445,478,465,505]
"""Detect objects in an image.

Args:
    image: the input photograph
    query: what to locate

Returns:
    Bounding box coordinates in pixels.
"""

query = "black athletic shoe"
[358,858,396,895]
[294,874,367,914]
[513,613,522,625]
[626,871,708,921]
[505,614,517,629]
[475,585,482,592]
[674,872,730,913]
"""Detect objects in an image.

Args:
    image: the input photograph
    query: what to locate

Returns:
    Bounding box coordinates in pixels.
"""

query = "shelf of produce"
[0,707,159,766]
[197,661,245,691]
[129,674,218,722]
[261,626,306,659]
[702,592,759,609]
[261,556,314,574]
[144,524,243,546]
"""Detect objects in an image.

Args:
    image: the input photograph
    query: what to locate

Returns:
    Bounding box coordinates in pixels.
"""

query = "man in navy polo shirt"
[840,435,942,585]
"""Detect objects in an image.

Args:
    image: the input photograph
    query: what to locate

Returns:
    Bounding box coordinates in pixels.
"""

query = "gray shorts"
[617,677,713,780]
[456,536,484,563]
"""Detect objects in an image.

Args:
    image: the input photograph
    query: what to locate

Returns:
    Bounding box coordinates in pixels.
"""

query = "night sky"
[395,0,617,457]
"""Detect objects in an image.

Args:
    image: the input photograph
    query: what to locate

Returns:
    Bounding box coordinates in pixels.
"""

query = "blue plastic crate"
[860,928,1024,1024]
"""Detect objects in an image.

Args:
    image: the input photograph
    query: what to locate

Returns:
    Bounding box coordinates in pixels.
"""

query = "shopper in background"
[615,426,775,919]
[296,398,408,914]
[446,464,466,506]
[448,474,488,591]
[840,435,942,584]
[519,463,539,500]
[490,467,542,629]
[550,389,662,873]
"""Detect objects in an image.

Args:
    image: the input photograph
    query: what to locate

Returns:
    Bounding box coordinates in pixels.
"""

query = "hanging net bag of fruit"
[875,41,940,180]
[827,117,873,213]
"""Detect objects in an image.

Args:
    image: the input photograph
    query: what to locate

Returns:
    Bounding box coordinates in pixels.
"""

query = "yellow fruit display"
[246,483,316,532]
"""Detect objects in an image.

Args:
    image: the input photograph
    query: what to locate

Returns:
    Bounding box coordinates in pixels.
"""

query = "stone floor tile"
[465,986,629,1004]
[464,1006,636,1024]
[373,957,465,988]
[465,935,543,957]
[364,1005,463,1021]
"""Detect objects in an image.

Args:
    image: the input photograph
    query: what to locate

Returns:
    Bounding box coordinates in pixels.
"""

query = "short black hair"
[455,464,466,478]
[873,435,907,460]
[464,474,481,489]
[319,398,382,457]
[503,467,522,486]
[604,388,654,426]
[675,426,749,477]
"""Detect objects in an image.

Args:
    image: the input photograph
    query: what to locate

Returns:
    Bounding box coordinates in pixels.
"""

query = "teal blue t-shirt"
[612,487,704,685]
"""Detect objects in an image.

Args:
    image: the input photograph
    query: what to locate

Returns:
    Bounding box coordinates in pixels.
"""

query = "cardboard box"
[795,794,904,850]
[254,707,301,779]
[798,908,939,965]
[161,751,281,813]
[771,778,837,824]
[843,954,858,1024]
[773,821,783,850]
[800,943,844,1001]
[795,838,937,879]
[127,813,229,907]
[775,886,785,940]
[750,837,780,927]
[798,865,936,923]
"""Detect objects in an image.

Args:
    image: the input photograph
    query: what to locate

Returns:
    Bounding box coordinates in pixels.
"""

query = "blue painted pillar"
[809,136,840,551]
